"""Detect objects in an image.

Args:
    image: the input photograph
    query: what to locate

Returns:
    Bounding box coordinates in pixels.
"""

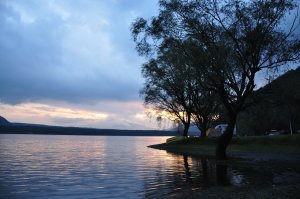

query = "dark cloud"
[0,3,64,103]
[0,1,158,105]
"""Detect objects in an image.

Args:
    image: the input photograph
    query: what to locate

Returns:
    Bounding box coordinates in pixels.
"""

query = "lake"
[0,134,299,198]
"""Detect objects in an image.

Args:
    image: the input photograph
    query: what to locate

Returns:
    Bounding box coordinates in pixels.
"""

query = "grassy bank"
[149,134,300,160]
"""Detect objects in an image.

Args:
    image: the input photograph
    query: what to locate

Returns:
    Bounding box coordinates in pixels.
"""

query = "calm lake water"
[0,134,299,198]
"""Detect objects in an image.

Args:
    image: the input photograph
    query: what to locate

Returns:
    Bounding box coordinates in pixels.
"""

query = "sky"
[0,0,299,130]
[0,0,168,130]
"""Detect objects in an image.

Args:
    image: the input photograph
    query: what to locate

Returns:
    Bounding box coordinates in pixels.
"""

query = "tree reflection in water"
[182,155,232,187]
[183,155,191,183]
[216,164,230,186]
[143,153,248,198]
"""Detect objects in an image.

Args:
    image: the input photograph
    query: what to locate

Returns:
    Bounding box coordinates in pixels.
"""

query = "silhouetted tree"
[132,0,300,159]
[139,38,194,136]
[191,88,220,137]
[178,38,221,137]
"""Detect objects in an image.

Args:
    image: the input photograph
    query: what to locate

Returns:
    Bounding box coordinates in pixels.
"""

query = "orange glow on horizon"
[0,101,167,130]
[0,102,108,122]
[144,108,178,121]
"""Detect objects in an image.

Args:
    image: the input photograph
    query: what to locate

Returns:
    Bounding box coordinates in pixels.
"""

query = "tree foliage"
[140,39,194,136]
[132,0,300,159]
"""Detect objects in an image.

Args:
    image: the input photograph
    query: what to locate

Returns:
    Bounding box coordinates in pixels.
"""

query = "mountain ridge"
[0,116,176,136]
[0,116,10,125]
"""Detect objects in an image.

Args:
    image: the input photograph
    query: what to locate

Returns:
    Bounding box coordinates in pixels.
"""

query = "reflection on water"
[0,134,299,198]
[216,164,230,186]
[143,153,249,198]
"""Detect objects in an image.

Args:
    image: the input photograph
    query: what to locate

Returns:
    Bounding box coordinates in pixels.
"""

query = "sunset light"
[0,0,299,198]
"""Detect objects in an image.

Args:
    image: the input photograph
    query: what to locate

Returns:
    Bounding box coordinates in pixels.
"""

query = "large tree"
[132,0,300,159]
[179,38,221,137]
[140,38,195,136]
[139,36,220,137]
[191,82,221,137]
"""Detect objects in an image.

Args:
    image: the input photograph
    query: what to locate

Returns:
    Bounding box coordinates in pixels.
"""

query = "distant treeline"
[0,125,177,136]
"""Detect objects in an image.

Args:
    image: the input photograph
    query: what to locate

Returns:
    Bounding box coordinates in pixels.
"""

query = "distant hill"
[237,67,300,135]
[0,116,10,125]
[0,116,176,136]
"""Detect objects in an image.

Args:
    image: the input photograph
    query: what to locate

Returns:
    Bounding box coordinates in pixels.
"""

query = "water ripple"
[1,134,299,198]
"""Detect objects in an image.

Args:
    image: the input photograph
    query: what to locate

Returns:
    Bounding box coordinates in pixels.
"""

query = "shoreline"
[149,143,300,162]
[148,135,300,161]
[149,136,300,198]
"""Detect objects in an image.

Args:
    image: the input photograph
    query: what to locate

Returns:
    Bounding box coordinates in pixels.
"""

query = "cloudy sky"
[0,0,299,130]
[0,0,168,130]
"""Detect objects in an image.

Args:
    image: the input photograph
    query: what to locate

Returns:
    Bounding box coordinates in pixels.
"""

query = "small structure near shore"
[207,124,237,137]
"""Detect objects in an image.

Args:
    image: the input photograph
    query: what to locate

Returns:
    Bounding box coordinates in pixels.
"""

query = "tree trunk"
[182,122,190,137]
[200,129,206,138]
[200,117,208,138]
[216,116,236,160]
[289,119,293,135]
